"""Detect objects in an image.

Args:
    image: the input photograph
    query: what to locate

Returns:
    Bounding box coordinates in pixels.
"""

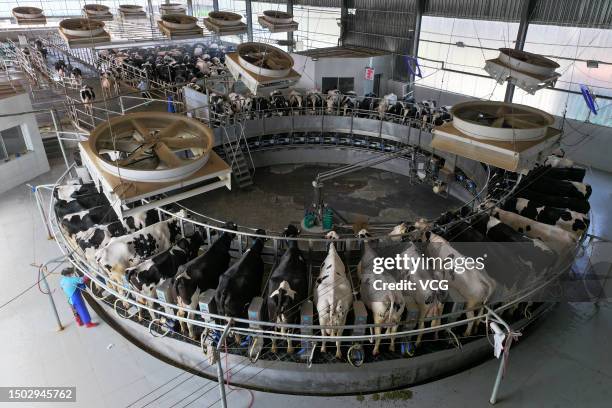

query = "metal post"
[215,322,232,408]
[29,186,53,239]
[51,109,70,171]
[287,0,294,52]
[245,0,253,42]
[504,0,535,103]
[147,0,155,27]
[39,266,64,331]
[213,0,219,12]
[339,0,348,46]
[186,0,193,16]
[410,0,424,86]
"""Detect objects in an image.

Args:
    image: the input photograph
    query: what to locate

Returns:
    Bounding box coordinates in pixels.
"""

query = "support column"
[245,0,253,42]
[504,0,535,102]
[339,0,349,46]
[186,0,193,16]
[213,0,219,12]
[287,0,294,52]
[409,0,425,87]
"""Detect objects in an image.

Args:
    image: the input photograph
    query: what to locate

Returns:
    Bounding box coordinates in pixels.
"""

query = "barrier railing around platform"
[40,165,573,343]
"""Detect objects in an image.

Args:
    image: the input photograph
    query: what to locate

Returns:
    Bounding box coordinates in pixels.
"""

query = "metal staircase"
[221,122,254,188]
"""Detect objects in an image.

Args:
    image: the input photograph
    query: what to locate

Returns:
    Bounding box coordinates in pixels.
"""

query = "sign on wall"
[364,67,375,81]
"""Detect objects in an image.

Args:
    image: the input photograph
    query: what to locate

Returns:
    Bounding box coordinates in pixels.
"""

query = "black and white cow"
[76,220,128,261]
[215,229,266,341]
[266,225,308,354]
[325,89,342,114]
[216,229,266,317]
[358,92,378,117]
[173,223,237,338]
[123,209,161,232]
[340,91,357,116]
[502,197,589,236]
[80,85,96,116]
[61,205,118,236]
[95,216,183,287]
[357,229,406,356]
[516,189,590,214]
[54,193,109,218]
[270,90,288,116]
[54,184,98,201]
[126,232,204,321]
[305,90,323,114]
[314,231,352,358]
[490,208,577,255]
[524,176,591,199]
[288,90,303,114]
[470,213,556,274]
[528,165,586,183]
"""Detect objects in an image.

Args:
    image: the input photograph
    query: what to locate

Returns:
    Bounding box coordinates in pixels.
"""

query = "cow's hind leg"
[372,326,382,356]
[334,329,342,359]
[464,300,478,337]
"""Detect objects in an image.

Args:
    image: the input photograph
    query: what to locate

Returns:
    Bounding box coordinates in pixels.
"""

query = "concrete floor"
[0,159,611,408]
[181,164,462,232]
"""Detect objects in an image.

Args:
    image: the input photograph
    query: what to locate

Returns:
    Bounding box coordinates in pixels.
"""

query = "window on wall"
[322,77,355,93]
[0,126,28,160]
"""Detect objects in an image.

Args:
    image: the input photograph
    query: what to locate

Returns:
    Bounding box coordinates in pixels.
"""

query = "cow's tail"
[387,297,395,322]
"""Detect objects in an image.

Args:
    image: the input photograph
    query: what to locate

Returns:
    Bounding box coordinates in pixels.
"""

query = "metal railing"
[41,165,575,345]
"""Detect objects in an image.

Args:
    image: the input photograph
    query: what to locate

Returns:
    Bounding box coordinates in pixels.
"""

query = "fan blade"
[130,119,151,142]
[116,144,150,166]
[491,117,505,128]
[97,139,141,152]
[154,142,186,168]
[156,120,185,140]
[163,136,203,149]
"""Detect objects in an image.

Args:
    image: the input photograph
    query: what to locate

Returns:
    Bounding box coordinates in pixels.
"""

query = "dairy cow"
[61,205,118,236]
[126,232,204,321]
[387,223,442,346]
[502,197,589,236]
[95,216,183,288]
[419,230,496,336]
[266,225,308,354]
[54,193,109,218]
[524,176,591,199]
[516,189,590,214]
[173,224,237,338]
[215,229,267,343]
[314,231,352,358]
[76,221,128,261]
[490,208,577,255]
[357,229,406,356]
[54,184,97,201]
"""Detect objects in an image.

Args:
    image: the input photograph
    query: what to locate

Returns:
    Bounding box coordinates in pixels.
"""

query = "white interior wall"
[0,93,50,194]
[291,54,392,95]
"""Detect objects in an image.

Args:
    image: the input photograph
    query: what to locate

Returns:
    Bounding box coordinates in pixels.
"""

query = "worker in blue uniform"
[60,269,99,328]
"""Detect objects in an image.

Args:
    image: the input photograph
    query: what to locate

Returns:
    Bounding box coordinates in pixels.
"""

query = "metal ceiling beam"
[504,0,536,102]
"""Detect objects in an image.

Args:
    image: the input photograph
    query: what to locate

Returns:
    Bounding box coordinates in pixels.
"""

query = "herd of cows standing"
[52,149,592,360]
[95,42,451,129]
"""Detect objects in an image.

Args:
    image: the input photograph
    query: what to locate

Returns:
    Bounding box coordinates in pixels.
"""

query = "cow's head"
[269,281,297,323]
[173,270,197,307]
